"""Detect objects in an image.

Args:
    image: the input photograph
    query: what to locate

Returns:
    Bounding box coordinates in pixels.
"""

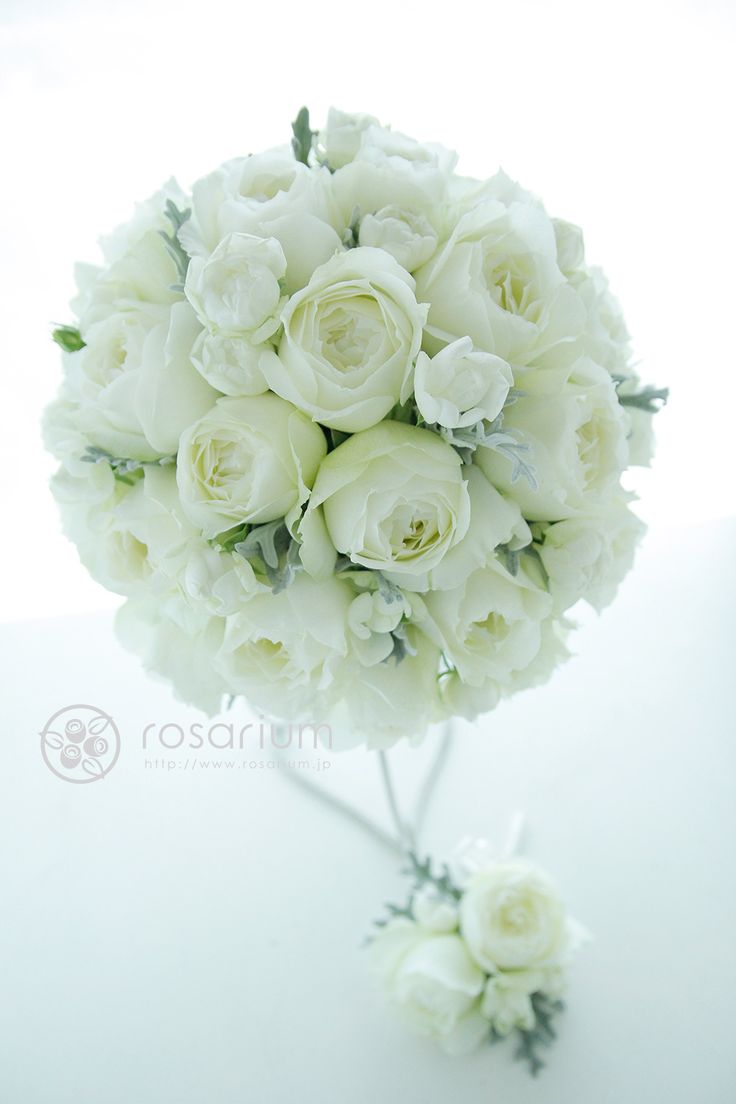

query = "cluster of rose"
[46,108,665,746]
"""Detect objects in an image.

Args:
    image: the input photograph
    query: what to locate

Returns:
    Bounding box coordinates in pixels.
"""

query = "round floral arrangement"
[45,107,666,747]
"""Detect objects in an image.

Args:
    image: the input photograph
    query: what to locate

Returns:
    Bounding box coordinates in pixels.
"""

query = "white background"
[0,0,735,620]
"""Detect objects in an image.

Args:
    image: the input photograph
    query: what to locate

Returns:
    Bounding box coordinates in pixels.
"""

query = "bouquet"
[371,844,587,1070]
[45,107,666,747]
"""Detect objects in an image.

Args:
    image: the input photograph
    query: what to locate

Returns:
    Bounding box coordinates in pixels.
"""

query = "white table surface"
[1,516,735,1103]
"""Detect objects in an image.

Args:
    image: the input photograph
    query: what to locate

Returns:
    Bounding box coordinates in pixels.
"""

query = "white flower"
[371,920,488,1055]
[414,197,585,367]
[190,331,274,397]
[75,182,188,328]
[624,406,656,467]
[264,247,426,432]
[414,337,513,429]
[329,629,443,749]
[331,128,455,236]
[346,582,410,666]
[213,573,353,717]
[98,179,189,265]
[50,464,200,598]
[68,301,217,460]
[136,302,219,455]
[317,107,380,169]
[481,969,548,1035]
[181,544,264,617]
[459,861,569,973]
[177,393,326,538]
[413,888,460,934]
[424,557,552,690]
[358,206,438,271]
[390,465,529,595]
[300,421,470,580]
[116,593,227,715]
[539,501,646,613]
[180,151,342,293]
[475,358,628,521]
[184,232,286,339]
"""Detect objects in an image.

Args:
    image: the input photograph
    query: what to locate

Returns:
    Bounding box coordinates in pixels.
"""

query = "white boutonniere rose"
[371,920,488,1055]
[459,861,569,973]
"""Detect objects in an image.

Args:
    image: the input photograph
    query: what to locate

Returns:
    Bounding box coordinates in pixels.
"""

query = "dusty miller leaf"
[291,106,315,165]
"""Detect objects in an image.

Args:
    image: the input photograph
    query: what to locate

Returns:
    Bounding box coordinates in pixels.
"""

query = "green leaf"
[80,446,174,486]
[52,325,85,352]
[388,400,417,425]
[618,384,669,413]
[511,993,565,1077]
[404,852,463,903]
[291,106,315,165]
[233,519,303,592]
[326,427,350,452]
[158,200,191,288]
[497,542,521,577]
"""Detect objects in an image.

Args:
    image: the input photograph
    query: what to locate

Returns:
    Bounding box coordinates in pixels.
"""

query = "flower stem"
[378,750,416,857]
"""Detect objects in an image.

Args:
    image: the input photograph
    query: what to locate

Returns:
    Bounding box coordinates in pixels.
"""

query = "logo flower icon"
[40,705,120,783]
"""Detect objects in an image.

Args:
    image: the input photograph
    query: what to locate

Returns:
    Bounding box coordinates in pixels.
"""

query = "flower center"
[318,299,384,372]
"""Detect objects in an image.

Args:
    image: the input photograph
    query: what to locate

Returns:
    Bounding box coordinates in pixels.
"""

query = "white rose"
[414,337,512,429]
[329,629,443,749]
[69,301,217,460]
[331,126,455,230]
[300,421,470,580]
[501,615,571,700]
[98,178,189,265]
[358,206,438,271]
[553,217,586,276]
[413,888,460,934]
[438,672,501,723]
[624,406,656,467]
[424,557,552,689]
[388,465,529,595]
[460,861,569,972]
[539,501,645,613]
[190,331,274,397]
[318,107,380,170]
[415,198,585,367]
[184,232,286,339]
[69,308,160,459]
[181,544,264,617]
[116,593,227,715]
[136,302,220,454]
[346,580,411,666]
[617,374,660,467]
[50,464,199,598]
[476,358,628,521]
[180,151,342,293]
[371,920,488,1055]
[449,168,539,218]
[74,184,188,329]
[481,969,546,1035]
[50,462,145,596]
[177,393,326,538]
[265,247,426,432]
[213,573,352,717]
